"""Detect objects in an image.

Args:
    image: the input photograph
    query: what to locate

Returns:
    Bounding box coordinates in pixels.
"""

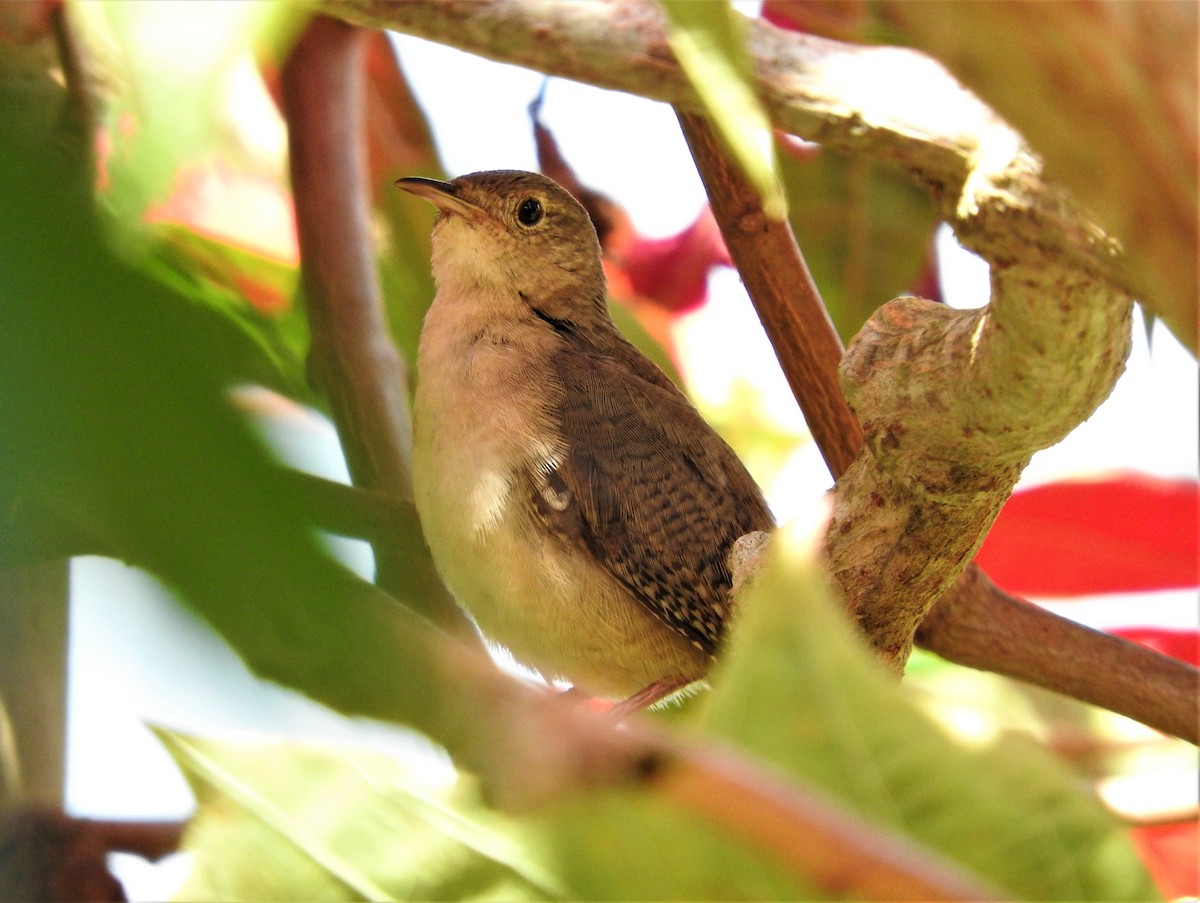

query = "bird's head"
[398,170,607,320]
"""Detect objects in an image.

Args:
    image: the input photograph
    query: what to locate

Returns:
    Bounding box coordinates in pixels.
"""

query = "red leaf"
[1129,821,1199,899]
[619,207,731,314]
[976,474,1199,596]
[762,0,870,41]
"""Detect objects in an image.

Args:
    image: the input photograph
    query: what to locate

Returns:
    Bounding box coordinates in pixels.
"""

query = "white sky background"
[72,24,1198,900]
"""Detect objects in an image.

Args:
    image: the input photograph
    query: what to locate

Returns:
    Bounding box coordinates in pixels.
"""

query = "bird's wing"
[527,346,774,655]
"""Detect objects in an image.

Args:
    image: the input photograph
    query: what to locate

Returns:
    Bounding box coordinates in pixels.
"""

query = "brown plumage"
[399,170,774,711]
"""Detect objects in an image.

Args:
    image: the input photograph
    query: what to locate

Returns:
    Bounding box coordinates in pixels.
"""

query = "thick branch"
[281,17,469,635]
[323,0,1129,296]
[834,267,1131,667]
[919,566,1200,742]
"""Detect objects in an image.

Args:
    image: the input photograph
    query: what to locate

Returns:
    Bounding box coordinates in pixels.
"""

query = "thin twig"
[677,111,862,477]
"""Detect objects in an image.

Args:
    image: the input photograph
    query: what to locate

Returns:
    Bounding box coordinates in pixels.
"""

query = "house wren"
[398,170,774,713]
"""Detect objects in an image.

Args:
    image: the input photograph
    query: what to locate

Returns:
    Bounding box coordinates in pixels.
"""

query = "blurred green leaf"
[608,299,685,388]
[67,0,314,403]
[0,85,446,736]
[534,787,813,900]
[159,730,559,902]
[34,0,325,448]
[377,193,438,370]
[75,1,307,225]
[702,520,1161,902]
[662,0,786,220]
[778,142,938,343]
[139,224,310,398]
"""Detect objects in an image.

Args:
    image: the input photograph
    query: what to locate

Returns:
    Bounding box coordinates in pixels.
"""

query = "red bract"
[761,0,870,41]
[976,474,1199,596]
[1129,821,1200,899]
[619,207,731,314]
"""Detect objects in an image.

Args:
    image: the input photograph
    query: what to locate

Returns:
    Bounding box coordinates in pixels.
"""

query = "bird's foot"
[605,676,693,721]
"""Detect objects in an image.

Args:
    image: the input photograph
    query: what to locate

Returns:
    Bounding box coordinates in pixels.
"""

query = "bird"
[397,170,774,715]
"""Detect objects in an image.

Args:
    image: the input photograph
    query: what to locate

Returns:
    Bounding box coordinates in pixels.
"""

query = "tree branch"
[323,0,1131,297]
[918,565,1200,743]
[658,746,1002,902]
[0,810,183,901]
[833,267,1131,669]
[681,73,1194,742]
[280,16,471,636]
[677,111,862,477]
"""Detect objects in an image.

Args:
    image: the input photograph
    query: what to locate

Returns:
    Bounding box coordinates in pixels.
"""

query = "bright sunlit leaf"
[159,730,560,902]
[662,0,787,220]
[75,0,307,225]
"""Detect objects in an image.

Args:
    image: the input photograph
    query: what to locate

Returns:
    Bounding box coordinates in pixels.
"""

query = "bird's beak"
[395,177,485,220]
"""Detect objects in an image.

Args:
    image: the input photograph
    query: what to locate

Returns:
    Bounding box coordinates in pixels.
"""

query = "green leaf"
[778,142,939,343]
[609,298,685,388]
[74,1,308,225]
[534,788,814,901]
[67,1,313,399]
[136,227,310,399]
[158,730,560,902]
[662,0,786,220]
[701,518,1162,901]
[377,192,438,370]
[0,85,447,738]
[366,40,446,382]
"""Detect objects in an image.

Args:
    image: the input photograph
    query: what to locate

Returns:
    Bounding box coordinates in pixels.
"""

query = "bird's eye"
[517,197,544,226]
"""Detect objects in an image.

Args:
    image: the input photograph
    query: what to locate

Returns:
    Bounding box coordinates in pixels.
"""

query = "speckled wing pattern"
[529,338,775,655]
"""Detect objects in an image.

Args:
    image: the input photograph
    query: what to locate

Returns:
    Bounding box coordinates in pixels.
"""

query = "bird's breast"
[413,313,562,543]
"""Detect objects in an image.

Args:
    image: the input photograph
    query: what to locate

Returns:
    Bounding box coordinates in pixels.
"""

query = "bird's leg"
[604,676,693,721]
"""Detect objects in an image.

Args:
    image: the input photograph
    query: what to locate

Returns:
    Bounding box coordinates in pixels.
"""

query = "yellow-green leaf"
[702,517,1161,902]
[662,0,786,220]
[158,729,561,902]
